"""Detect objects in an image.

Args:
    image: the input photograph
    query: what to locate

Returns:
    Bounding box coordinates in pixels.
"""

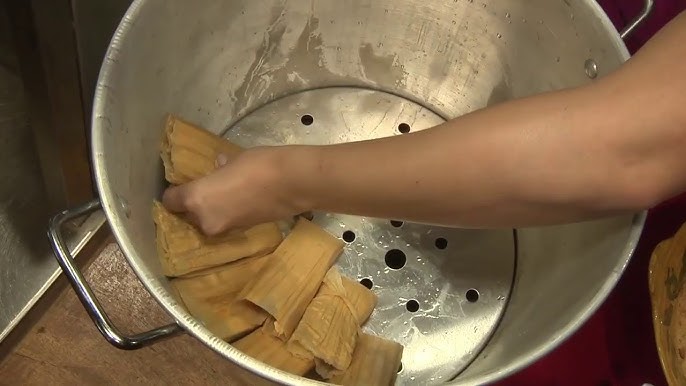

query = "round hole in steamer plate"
[435,237,448,250]
[359,278,373,289]
[390,220,404,228]
[384,249,407,269]
[466,289,480,303]
[398,362,404,373]
[342,230,356,243]
[301,114,314,125]
[406,299,420,312]
[398,122,411,133]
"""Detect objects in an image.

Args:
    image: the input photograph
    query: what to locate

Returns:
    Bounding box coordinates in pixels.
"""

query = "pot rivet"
[584,59,598,79]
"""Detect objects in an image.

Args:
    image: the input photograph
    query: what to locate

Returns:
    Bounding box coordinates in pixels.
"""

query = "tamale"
[287,268,377,378]
[152,201,282,277]
[161,114,242,185]
[233,325,314,376]
[172,254,271,341]
[329,333,404,386]
[181,296,268,342]
[239,218,344,340]
[172,253,270,299]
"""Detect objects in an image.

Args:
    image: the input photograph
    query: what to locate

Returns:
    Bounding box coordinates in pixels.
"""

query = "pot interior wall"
[92,0,641,384]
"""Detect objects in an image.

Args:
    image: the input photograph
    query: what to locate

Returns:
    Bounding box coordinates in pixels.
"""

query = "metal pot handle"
[620,0,655,40]
[48,198,183,350]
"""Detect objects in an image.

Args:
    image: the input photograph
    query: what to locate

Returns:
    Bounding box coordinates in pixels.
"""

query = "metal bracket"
[48,199,182,350]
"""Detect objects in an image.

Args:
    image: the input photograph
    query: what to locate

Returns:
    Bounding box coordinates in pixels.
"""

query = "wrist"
[271,145,323,214]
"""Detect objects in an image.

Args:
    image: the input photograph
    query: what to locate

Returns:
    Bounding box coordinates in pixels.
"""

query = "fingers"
[163,152,228,213]
[162,185,190,213]
[161,153,236,235]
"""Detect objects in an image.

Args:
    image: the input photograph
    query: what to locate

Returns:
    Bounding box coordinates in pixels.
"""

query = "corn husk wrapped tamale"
[161,114,242,185]
[233,324,314,376]
[171,254,271,341]
[152,201,282,277]
[239,218,344,340]
[330,333,404,386]
[287,268,377,378]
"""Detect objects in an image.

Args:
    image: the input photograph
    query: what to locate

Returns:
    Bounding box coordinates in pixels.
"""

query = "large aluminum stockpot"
[49,0,653,384]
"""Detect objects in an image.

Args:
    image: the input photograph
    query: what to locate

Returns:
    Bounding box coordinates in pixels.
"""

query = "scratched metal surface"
[90,0,643,385]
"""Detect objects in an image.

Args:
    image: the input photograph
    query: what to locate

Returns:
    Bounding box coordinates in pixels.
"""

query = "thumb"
[162,185,190,213]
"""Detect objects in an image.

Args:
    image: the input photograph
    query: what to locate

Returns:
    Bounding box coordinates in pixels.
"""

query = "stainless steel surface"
[620,0,655,40]
[72,0,135,122]
[84,0,647,385]
[0,8,107,344]
[47,199,182,349]
[227,87,516,381]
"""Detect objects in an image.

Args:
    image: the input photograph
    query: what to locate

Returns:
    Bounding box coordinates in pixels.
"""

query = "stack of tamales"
[153,115,403,385]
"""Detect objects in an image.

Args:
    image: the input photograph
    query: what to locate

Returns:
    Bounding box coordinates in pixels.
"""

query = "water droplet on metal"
[584,59,598,79]
[496,33,502,39]
[505,12,510,18]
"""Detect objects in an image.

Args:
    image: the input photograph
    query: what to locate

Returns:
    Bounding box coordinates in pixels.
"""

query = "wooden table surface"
[0,236,271,386]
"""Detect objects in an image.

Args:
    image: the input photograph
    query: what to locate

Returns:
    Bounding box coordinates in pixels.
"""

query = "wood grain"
[0,242,277,386]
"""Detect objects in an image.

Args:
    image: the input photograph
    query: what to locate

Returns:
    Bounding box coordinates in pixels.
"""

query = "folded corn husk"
[152,201,282,277]
[161,114,242,185]
[287,268,377,378]
[329,333,404,386]
[239,218,344,340]
[172,254,271,341]
[233,325,314,376]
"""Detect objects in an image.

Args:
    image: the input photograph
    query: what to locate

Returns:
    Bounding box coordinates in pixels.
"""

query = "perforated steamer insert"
[225,87,516,384]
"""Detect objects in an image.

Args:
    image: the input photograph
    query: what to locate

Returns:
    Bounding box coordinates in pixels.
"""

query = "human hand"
[162,146,312,235]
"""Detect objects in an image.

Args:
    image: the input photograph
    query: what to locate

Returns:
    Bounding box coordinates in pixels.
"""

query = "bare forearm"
[286,13,686,227]
[288,85,628,227]
[163,12,686,234]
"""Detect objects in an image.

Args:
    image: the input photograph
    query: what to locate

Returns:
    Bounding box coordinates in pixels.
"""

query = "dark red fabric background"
[497,2,686,385]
